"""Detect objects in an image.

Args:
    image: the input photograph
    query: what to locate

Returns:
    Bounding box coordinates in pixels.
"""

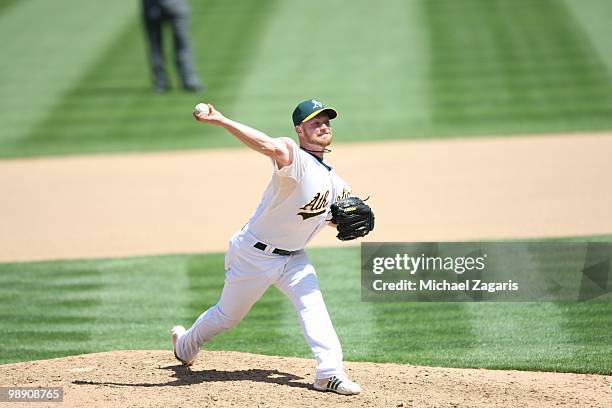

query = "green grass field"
[1,246,610,374]
[1,0,612,157]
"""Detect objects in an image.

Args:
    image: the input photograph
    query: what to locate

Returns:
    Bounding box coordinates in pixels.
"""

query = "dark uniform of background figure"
[141,0,202,92]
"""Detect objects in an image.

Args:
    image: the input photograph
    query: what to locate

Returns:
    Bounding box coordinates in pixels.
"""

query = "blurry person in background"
[142,0,203,92]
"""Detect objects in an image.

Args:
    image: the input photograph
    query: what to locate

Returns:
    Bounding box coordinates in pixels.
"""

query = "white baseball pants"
[175,230,346,379]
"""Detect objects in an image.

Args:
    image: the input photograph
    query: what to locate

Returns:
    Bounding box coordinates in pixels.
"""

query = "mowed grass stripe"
[7,0,280,158]
[465,303,612,374]
[369,302,477,367]
[464,303,573,371]
[0,262,101,362]
[3,1,612,157]
[424,0,612,136]
[558,303,612,372]
[0,252,293,364]
[0,247,610,373]
[0,0,137,149]
[564,0,612,75]
[229,0,431,138]
[0,256,191,362]
[0,0,19,14]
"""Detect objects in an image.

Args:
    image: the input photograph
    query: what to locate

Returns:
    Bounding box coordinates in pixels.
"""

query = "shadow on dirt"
[73,364,311,390]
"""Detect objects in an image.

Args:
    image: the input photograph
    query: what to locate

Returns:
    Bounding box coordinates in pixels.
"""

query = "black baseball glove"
[330,196,375,241]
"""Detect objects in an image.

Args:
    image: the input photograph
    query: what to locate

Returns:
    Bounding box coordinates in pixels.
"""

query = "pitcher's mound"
[1,350,610,407]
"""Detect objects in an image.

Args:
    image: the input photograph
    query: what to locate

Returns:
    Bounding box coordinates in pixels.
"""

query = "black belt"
[253,242,295,256]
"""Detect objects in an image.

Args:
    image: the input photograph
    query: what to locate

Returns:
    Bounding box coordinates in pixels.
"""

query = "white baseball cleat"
[313,375,362,395]
[171,325,194,366]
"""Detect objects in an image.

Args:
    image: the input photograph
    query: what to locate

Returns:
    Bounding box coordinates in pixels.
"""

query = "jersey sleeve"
[273,137,307,181]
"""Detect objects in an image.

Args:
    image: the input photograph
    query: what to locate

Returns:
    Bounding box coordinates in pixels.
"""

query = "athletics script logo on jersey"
[297,188,352,220]
[336,188,351,202]
[298,191,330,220]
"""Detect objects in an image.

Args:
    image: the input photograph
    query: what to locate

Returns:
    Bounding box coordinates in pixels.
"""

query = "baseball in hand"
[193,103,210,116]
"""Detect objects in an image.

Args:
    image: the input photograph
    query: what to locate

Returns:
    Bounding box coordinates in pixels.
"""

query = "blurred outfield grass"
[1,0,612,157]
[0,244,610,374]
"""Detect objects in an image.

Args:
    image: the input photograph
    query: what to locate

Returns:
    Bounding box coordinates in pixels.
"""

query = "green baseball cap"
[292,99,338,126]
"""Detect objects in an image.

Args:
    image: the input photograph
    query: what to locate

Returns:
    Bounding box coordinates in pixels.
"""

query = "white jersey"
[244,138,351,251]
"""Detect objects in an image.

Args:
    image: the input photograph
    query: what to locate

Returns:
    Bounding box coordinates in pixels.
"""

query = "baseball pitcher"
[171,99,374,395]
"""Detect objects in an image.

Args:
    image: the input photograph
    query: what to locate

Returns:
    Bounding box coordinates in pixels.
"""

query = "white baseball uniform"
[175,137,352,379]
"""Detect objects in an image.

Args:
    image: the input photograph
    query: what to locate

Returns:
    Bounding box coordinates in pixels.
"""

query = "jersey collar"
[300,148,332,172]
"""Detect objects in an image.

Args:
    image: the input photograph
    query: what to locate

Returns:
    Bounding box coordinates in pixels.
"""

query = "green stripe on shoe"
[329,377,341,391]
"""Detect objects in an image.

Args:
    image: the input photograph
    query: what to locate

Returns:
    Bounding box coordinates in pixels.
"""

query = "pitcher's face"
[296,112,333,148]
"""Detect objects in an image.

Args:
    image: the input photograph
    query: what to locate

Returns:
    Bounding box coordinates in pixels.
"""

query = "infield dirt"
[1,350,610,407]
[1,132,612,262]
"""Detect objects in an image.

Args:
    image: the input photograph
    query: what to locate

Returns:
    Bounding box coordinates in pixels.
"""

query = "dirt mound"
[1,350,610,407]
